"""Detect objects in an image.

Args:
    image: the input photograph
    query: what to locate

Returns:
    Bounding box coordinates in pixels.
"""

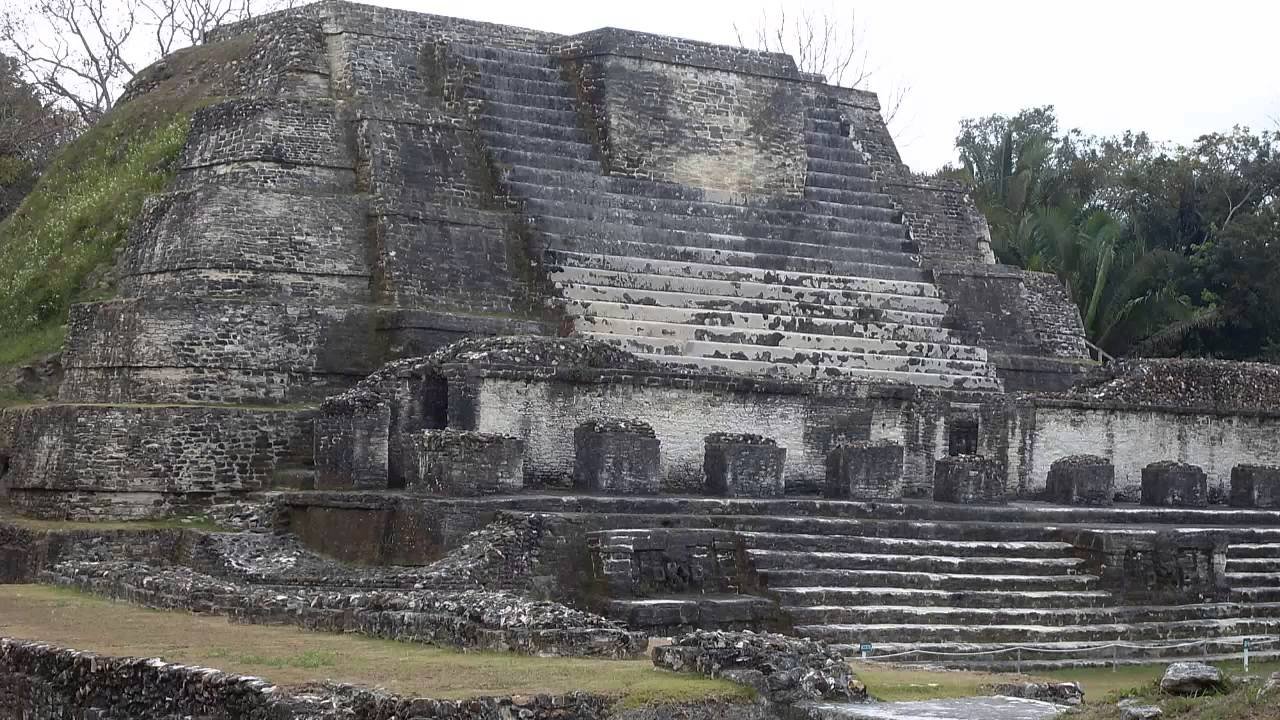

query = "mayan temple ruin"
[1,1,1280,716]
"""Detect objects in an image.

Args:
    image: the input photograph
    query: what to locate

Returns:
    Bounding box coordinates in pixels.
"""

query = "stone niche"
[1230,464,1280,508]
[402,429,524,496]
[1141,461,1208,508]
[824,441,904,500]
[703,433,786,498]
[574,419,661,495]
[933,455,1005,505]
[1045,454,1115,506]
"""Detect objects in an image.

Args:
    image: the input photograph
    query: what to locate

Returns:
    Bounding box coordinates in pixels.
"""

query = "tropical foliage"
[947,106,1280,359]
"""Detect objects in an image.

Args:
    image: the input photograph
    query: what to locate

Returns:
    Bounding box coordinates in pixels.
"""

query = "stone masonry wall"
[1008,398,1280,500]
[2,404,312,519]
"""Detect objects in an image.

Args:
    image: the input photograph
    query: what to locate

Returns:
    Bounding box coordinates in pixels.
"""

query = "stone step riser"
[835,646,1280,671]
[632,353,1003,391]
[748,550,1081,576]
[559,284,946,327]
[468,75,576,99]
[478,116,588,143]
[804,131,857,150]
[564,317,986,362]
[1228,544,1280,558]
[797,618,1280,644]
[524,199,912,249]
[476,102,580,125]
[729,516,1072,541]
[1225,572,1280,588]
[1226,558,1280,572]
[806,171,880,193]
[1230,588,1280,602]
[586,333,995,378]
[763,570,1096,592]
[742,534,1075,558]
[803,187,896,209]
[534,218,918,268]
[451,45,560,67]
[567,304,957,345]
[481,131,595,160]
[455,55,564,81]
[806,143,867,165]
[489,149,600,174]
[537,234,931,282]
[786,604,1280,628]
[468,86,577,111]
[510,182,902,226]
[544,251,938,298]
[780,590,1111,610]
[808,157,873,178]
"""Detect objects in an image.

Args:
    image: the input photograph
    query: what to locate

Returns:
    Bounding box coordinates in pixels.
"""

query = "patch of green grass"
[850,662,1049,702]
[0,585,753,707]
[0,34,255,373]
[1043,661,1280,702]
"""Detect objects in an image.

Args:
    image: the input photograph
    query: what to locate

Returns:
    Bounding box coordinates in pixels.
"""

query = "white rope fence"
[854,636,1280,673]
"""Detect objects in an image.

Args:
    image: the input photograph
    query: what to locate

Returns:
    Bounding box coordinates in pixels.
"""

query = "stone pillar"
[574,419,661,495]
[933,455,1005,504]
[1141,461,1208,507]
[1045,454,1115,506]
[402,429,524,496]
[1230,464,1280,508]
[824,441,904,500]
[703,433,786,498]
[313,392,391,490]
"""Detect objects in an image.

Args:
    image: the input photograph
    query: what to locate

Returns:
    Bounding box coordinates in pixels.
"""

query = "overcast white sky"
[388,0,1279,172]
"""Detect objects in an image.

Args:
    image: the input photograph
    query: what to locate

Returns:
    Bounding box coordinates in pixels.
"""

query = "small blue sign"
[859,643,874,654]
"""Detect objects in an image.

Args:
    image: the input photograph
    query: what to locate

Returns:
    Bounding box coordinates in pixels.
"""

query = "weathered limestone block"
[703,433,786,498]
[824,441,904,500]
[933,455,1005,505]
[1046,454,1115,506]
[1160,662,1225,696]
[314,392,391,490]
[403,429,524,496]
[1141,461,1208,507]
[574,419,661,495]
[1230,464,1280,508]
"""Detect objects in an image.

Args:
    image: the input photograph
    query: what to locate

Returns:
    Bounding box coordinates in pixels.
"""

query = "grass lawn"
[0,585,750,707]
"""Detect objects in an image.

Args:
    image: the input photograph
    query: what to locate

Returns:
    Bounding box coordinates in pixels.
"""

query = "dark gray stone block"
[1141,461,1208,508]
[703,433,786,498]
[824,441,904,500]
[933,455,1005,505]
[314,392,391,491]
[1046,454,1115,506]
[403,429,524,496]
[574,419,661,495]
[1230,464,1280,508]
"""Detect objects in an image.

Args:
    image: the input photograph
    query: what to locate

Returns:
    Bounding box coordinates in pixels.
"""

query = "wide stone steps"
[764,569,1097,593]
[1225,558,1280,572]
[847,640,1280,670]
[629,353,1003,390]
[779,589,1113,611]
[552,266,948,317]
[786,602,1280,629]
[458,52,997,391]
[747,549,1082,576]
[589,334,996,380]
[1230,587,1280,602]
[566,303,955,345]
[509,180,902,226]
[545,252,940,299]
[1228,542,1280,558]
[575,318,987,364]
[560,284,945,327]
[534,218,918,269]
[479,130,596,160]
[1225,572,1280,587]
[797,617,1280,645]
[539,234,931,282]
[450,44,561,68]
[524,198,911,250]
[741,533,1076,558]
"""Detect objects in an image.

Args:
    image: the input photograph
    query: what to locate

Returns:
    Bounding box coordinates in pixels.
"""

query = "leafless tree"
[0,0,286,125]
[734,5,910,127]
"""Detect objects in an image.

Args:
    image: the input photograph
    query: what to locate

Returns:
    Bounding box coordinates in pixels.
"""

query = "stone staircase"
[552,498,1280,670]
[1228,541,1280,603]
[452,44,1002,391]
